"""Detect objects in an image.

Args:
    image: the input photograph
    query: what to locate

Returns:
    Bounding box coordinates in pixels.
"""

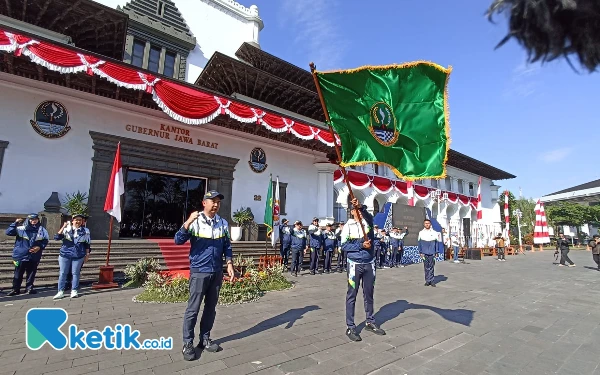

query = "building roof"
[544,179,600,196]
[0,0,128,60]
[120,0,193,38]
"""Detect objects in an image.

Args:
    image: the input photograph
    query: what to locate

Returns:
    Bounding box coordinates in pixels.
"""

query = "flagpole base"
[92,265,119,289]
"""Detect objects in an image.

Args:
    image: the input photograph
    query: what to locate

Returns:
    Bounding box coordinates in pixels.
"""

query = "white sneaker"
[454,260,460,263]
[53,291,64,300]
[70,290,78,298]
[502,259,506,262]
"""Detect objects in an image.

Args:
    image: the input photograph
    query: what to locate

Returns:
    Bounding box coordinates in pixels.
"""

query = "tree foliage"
[545,201,590,235]
[514,198,536,236]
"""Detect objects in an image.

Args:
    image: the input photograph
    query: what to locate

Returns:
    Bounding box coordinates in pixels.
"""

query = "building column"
[124,34,134,64]
[142,41,151,69]
[158,47,166,75]
[314,162,338,224]
[0,140,8,183]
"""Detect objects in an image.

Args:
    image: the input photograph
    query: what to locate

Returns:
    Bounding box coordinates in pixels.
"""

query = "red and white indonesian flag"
[504,191,510,244]
[407,181,414,206]
[104,142,125,222]
[271,177,280,247]
[534,200,550,244]
[476,176,482,220]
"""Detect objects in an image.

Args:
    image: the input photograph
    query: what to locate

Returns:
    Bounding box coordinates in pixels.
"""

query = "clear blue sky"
[249,0,599,199]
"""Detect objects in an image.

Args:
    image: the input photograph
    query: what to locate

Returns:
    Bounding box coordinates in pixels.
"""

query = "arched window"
[374,164,379,175]
[373,199,380,213]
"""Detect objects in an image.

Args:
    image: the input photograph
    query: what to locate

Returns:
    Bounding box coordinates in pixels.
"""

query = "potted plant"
[231,207,254,241]
[61,191,89,220]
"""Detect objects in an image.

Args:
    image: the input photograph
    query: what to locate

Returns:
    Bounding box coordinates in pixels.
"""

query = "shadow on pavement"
[433,274,448,284]
[215,305,321,345]
[358,299,474,332]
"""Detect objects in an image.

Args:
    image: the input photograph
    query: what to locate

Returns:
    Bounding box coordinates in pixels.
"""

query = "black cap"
[72,213,88,219]
[27,213,39,220]
[374,224,379,228]
[294,220,302,226]
[282,218,289,224]
[203,191,224,200]
[593,234,599,238]
[326,223,332,227]
[312,217,319,222]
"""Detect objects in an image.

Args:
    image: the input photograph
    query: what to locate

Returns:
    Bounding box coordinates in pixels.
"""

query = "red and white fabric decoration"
[534,200,550,244]
[0,28,340,147]
[476,176,482,220]
[104,142,125,222]
[504,191,510,240]
[407,181,414,206]
[333,170,477,209]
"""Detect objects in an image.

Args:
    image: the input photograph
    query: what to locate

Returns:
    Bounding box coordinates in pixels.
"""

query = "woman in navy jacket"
[53,214,91,299]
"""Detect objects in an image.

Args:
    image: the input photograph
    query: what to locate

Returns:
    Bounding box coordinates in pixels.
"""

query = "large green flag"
[264,174,273,237]
[314,62,451,179]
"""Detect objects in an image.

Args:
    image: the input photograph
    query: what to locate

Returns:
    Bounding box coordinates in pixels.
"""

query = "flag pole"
[106,216,113,266]
[309,62,368,241]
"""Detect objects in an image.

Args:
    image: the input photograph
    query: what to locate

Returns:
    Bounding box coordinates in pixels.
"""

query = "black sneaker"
[338,269,343,273]
[182,342,196,361]
[365,323,386,335]
[27,289,37,295]
[430,283,436,287]
[201,338,221,353]
[424,282,429,286]
[346,327,362,342]
[294,273,298,277]
[7,290,20,296]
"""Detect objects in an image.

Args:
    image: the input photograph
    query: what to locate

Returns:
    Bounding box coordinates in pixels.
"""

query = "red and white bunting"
[0,28,340,147]
[534,200,550,244]
[332,170,478,209]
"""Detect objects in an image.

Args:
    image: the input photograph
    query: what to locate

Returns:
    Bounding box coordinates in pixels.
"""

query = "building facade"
[0,0,514,243]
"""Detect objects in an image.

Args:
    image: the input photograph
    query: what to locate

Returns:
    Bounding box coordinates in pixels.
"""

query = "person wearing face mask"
[53,214,91,299]
[5,214,49,296]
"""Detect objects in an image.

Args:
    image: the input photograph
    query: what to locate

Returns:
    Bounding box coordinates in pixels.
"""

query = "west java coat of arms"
[368,102,398,146]
[30,101,71,139]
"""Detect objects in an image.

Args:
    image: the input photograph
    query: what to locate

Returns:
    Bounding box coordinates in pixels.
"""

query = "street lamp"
[513,209,523,253]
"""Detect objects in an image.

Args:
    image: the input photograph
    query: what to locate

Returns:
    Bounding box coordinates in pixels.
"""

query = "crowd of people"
[278,217,411,277]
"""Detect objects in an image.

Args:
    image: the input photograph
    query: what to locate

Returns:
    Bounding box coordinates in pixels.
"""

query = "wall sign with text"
[30,101,71,139]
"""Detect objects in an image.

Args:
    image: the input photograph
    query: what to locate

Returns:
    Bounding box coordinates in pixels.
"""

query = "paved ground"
[1,250,600,375]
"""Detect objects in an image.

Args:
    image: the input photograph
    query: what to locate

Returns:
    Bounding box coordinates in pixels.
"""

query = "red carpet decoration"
[146,239,190,271]
[0,28,339,147]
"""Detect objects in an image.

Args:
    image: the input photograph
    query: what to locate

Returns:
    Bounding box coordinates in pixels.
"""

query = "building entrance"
[119,169,207,238]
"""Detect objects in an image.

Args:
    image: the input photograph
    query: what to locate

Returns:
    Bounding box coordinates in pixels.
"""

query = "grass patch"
[134,289,189,303]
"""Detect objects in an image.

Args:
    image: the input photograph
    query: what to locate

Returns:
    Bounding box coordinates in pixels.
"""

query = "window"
[457,179,464,194]
[272,181,288,215]
[373,199,380,213]
[132,40,145,67]
[445,176,452,191]
[431,179,439,188]
[157,1,165,15]
[373,164,379,175]
[148,46,161,73]
[333,189,345,223]
[468,182,475,196]
[164,51,176,77]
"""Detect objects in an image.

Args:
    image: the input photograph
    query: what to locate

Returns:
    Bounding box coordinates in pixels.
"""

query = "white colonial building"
[0,0,514,243]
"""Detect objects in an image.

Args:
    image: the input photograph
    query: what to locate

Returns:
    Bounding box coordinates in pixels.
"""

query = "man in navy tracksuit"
[279,219,292,268]
[322,223,337,273]
[418,219,439,287]
[290,220,307,277]
[341,198,386,342]
[379,229,389,267]
[308,217,323,275]
[388,227,400,268]
[176,191,235,361]
[5,214,49,295]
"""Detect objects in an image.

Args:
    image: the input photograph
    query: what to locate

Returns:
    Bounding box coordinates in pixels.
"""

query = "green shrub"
[136,272,190,303]
[219,278,262,305]
[124,258,161,287]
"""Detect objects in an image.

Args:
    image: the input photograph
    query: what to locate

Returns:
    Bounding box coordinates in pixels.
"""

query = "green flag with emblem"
[314,62,451,179]
[264,174,273,238]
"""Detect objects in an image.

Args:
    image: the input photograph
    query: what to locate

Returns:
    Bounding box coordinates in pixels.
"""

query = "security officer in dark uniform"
[290,221,307,277]
[279,218,292,268]
[341,198,386,341]
[380,229,390,267]
[308,217,323,275]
